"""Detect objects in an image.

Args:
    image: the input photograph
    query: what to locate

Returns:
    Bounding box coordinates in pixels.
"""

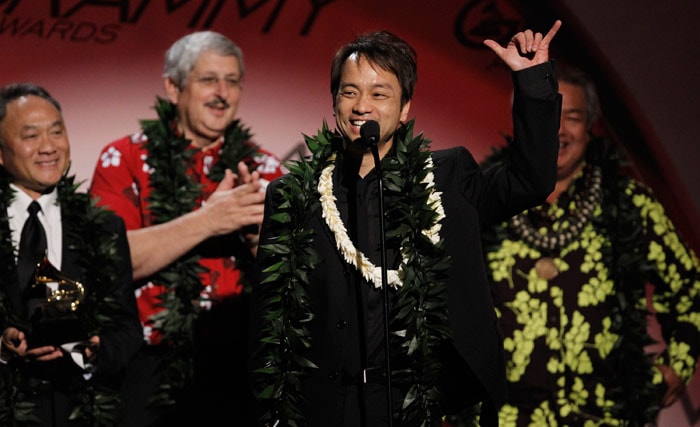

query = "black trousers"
[119,296,255,427]
[335,382,442,427]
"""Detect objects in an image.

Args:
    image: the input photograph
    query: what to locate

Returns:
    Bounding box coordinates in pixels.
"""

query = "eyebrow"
[339,81,394,91]
[21,119,64,131]
[193,72,241,78]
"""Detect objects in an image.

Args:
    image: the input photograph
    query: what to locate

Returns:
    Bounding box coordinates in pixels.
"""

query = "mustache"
[205,96,230,109]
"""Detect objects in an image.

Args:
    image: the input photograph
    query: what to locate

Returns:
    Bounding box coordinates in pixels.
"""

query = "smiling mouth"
[350,120,368,128]
[208,103,228,110]
[36,159,58,167]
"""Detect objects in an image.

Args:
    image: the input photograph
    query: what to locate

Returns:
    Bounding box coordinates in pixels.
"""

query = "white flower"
[141,153,153,174]
[100,146,121,168]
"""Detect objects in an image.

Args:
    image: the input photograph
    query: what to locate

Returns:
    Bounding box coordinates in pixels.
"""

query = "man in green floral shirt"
[481,64,700,426]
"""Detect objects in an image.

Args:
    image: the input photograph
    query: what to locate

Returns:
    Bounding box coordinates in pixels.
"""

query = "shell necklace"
[318,152,445,288]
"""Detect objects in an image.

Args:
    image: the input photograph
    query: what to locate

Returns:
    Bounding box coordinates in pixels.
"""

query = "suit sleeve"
[249,177,282,390]
[476,61,562,227]
[94,213,142,377]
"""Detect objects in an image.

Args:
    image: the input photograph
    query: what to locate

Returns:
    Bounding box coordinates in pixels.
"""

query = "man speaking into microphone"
[251,22,563,427]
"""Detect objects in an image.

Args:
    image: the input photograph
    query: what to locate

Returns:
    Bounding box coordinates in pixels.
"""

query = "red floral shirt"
[89,132,286,344]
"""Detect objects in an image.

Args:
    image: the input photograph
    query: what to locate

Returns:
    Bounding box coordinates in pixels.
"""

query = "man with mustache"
[89,31,287,426]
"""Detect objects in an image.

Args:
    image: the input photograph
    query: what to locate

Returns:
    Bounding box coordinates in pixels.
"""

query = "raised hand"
[484,20,562,72]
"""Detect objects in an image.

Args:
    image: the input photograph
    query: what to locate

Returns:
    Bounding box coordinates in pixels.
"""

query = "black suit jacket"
[57,212,141,378]
[252,62,561,426]
[0,189,141,400]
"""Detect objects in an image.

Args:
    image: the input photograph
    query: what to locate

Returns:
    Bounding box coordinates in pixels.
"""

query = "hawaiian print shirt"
[89,132,286,344]
[484,170,700,426]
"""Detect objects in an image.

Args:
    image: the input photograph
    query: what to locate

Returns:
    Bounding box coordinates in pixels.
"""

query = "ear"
[399,100,411,122]
[164,78,180,104]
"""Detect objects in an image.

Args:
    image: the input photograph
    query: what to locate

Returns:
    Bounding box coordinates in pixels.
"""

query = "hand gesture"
[484,20,562,71]
[128,162,268,279]
[200,162,265,237]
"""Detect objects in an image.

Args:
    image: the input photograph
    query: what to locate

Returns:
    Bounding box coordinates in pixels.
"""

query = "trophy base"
[28,316,88,349]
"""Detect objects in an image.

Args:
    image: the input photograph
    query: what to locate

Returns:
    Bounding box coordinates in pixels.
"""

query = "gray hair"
[163,31,245,89]
[557,63,601,131]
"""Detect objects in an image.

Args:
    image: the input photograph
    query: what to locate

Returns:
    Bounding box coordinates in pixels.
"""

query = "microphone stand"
[369,143,393,427]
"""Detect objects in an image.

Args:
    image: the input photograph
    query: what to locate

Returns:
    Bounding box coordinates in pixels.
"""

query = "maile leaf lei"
[140,97,261,408]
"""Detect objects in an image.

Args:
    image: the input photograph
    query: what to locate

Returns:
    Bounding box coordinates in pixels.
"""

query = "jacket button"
[329,371,339,381]
[336,320,347,329]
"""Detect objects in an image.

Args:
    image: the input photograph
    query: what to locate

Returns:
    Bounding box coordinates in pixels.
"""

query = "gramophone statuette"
[25,256,88,348]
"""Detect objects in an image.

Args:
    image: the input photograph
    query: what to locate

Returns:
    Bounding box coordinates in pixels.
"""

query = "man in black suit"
[0,82,142,426]
[251,21,563,427]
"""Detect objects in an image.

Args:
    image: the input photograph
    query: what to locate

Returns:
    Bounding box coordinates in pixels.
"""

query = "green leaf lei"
[257,119,451,426]
[0,170,126,426]
[480,136,660,425]
[140,97,261,409]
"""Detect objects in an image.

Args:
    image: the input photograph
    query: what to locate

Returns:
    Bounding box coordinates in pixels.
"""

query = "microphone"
[360,118,392,425]
[360,120,380,148]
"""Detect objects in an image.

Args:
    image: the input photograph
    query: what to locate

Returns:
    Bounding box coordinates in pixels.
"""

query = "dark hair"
[0,82,61,123]
[330,30,417,107]
[557,64,601,130]
[0,83,61,147]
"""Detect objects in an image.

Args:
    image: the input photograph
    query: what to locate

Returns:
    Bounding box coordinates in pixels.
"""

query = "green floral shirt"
[484,169,700,426]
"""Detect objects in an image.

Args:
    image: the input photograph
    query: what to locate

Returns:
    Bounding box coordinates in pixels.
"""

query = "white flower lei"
[318,152,445,288]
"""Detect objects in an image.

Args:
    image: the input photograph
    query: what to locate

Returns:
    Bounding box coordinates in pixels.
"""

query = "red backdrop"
[0,1,527,186]
[1,1,697,425]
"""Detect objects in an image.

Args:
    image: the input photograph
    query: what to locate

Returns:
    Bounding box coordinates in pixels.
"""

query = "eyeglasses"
[192,74,242,89]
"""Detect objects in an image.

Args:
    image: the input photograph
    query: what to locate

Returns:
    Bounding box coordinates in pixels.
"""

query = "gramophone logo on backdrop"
[0,0,339,44]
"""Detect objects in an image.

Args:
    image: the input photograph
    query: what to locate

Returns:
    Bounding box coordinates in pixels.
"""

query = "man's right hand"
[199,164,265,236]
[128,162,267,280]
[1,327,63,363]
[484,20,562,72]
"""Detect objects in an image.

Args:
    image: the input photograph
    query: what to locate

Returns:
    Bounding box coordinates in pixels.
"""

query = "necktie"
[17,201,48,292]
